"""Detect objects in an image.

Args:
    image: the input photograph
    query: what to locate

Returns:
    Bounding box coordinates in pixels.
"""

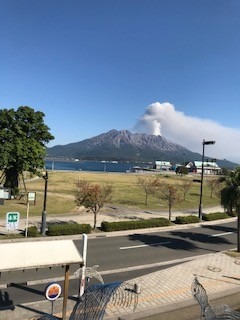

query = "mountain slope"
[47,129,199,163]
[46,129,237,168]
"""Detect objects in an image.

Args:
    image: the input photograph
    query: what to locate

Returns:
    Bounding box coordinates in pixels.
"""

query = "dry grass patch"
[0,171,221,219]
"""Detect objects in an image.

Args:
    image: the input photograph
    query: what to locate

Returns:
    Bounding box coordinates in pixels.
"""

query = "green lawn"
[0,171,222,219]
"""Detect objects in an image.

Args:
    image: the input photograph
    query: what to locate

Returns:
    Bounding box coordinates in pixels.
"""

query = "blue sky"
[1,0,240,162]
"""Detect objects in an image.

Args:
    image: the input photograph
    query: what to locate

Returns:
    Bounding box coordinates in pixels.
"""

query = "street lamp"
[198,140,215,220]
[183,153,186,165]
[41,170,48,235]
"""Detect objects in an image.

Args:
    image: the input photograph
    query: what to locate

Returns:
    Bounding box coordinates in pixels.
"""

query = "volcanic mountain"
[46,129,212,164]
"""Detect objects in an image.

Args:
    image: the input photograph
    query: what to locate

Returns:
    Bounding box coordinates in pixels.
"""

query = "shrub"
[101,218,171,232]
[12,187,19,196]
[175,215,200,224]
[202,212,229,221]
[226,211,236,217]
[47,222,91,236]
[26,226,39,237]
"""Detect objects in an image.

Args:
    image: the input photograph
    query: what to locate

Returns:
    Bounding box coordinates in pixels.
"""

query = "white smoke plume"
[133,102,240,163]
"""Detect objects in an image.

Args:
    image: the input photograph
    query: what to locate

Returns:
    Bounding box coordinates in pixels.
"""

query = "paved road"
[83,221,236,271]
[1,219,237,307]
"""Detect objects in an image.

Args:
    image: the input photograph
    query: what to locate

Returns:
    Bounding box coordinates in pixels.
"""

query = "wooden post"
[62,264,70,320]
[25,202,30,237]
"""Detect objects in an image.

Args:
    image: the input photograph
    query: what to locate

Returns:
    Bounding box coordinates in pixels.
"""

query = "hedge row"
[47,223,91,236]
[26,226,39,237]
[174,215,200,224]
[175,212,230,224]
[24,212,231,237]
[202,212,229,221]
[101,218,171,232]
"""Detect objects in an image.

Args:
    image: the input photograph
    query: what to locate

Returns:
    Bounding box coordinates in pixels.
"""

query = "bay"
[45,160,151,173]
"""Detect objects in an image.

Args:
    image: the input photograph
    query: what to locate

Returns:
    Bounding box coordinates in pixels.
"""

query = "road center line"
[211,232,233,237]
[119,241,171,250]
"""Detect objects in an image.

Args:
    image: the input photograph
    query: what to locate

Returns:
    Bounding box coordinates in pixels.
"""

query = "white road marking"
[211,232,233,237]
[119,241,171,250]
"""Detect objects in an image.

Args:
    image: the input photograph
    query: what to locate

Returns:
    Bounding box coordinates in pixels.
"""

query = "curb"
[0,217,236,243]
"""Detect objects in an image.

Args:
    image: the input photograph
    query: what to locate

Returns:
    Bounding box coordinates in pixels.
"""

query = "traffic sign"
[6,212,20,230]
[28,192,36,204]
[45,283,62,301]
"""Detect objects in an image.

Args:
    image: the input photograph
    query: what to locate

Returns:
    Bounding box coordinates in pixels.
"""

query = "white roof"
[0,239,83,272]
[194,161,220,169]
[155,161,171,166]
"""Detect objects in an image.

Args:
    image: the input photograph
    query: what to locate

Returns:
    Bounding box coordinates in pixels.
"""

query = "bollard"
[134,283,141,294]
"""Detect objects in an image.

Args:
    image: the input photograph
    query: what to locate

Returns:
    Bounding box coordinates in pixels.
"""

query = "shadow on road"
[128,233,197,251]
[170,230,232,245]
[10,282,44,296]
[127,230,232,254]
[202,224,236,233]
[17,304,61,319]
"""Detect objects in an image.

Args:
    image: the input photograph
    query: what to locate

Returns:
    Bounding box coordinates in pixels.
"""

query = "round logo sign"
[45,283,62,301]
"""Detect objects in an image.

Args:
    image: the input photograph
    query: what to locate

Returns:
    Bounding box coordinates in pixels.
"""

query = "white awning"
[0,239,83,272]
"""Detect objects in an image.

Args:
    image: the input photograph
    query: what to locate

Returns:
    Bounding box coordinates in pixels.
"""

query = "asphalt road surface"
[0,220,237,306]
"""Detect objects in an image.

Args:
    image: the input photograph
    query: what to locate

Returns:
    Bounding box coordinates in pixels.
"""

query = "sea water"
[45,160,150,173]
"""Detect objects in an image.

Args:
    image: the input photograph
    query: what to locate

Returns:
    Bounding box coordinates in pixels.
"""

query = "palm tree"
[219,167,240,251]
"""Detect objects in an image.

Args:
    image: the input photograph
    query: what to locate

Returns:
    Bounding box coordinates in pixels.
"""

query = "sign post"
[27,192,36,205]
[6,212,20,231]
[25,192,36,237]
[25,203,30,237]
[45,282,62,316]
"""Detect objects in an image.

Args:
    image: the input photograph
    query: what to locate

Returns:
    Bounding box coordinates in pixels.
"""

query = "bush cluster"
[202,212,229,221]
[47,222,91,236]
[101,218,171,232]
[174,215,200,224]
[26,226,39,237]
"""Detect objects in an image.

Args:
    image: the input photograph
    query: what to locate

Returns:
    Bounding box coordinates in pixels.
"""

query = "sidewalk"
[104,251,240,319]
[1,207,240,320]
[0,204,226,232]
[1,249,240,320]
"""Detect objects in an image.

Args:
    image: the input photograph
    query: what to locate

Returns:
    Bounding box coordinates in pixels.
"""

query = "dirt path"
[25,204,225,229]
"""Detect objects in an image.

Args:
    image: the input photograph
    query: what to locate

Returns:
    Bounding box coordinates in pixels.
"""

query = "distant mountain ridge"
[46,129,237,169]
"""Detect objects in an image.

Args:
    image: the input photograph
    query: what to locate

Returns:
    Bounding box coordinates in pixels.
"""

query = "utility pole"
[41,170,48,235]
[198,140,215,220]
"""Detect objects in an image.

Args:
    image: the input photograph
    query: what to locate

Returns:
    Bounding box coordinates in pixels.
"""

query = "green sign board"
[6,212,20,230]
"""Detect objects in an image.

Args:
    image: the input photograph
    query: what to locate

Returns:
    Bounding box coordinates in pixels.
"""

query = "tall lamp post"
[41,170,48,235]
[198,140,215,220]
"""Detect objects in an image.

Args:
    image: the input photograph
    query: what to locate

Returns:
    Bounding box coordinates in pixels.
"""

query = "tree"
[175,166,189,177]
[0,106,54,194]
[137,176,159,205]
[157,182,182,221]
[75,180,113,229]
[206,178,220,198]
[219,167,240,251]
[180,181,193,201]
[221,167,231,176]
